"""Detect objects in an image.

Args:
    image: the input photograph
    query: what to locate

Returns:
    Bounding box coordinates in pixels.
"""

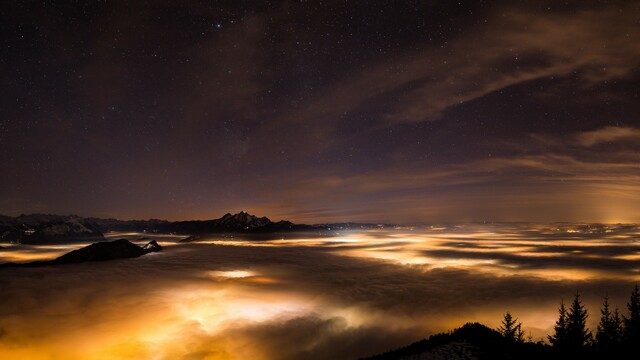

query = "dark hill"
[360,322,554,360]
[0,239,161,267]
[53,239,150,264]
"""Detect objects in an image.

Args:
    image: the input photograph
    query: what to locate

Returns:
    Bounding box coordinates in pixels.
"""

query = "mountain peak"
[215,211,271,230]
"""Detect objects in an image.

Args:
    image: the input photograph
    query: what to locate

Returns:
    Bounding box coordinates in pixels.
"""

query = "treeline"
[362,285,640,360]
[500,284,640,357]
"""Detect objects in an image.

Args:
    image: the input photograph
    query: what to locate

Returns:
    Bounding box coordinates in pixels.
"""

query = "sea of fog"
[1,224,640,359]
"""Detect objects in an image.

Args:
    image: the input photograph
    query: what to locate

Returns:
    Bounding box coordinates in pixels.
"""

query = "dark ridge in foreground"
[360,323,553,360]
[359,320,637,360]
[0,239,161,268]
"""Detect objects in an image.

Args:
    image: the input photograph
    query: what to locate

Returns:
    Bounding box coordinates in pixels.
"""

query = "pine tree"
[548,299,568,348]
[515,324,525,343]
[596,294,622,350]
[612,307,622,337]
[612,307,623,352]
[499,311,523,342]
[623,284,640,346]
[566,292,591,350]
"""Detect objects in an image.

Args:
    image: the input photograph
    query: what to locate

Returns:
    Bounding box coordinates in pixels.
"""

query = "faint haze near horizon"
[1,209,639,228]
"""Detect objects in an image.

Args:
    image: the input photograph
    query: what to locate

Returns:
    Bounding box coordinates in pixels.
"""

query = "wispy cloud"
[239,3,640,168]
[577,126,640,147]
[269,4,640,131]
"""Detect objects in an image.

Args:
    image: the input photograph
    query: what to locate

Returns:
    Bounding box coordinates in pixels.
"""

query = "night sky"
[1,0,639,223]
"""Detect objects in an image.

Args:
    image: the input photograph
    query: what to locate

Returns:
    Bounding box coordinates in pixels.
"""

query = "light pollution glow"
[1,224,639,359]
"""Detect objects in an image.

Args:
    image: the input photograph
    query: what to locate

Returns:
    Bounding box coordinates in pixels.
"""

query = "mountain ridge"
[0,211,340,244]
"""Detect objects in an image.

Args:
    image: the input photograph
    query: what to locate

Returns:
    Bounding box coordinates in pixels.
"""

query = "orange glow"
[0,244,83,263]
[209,270,258,278]
[1,226,640,358]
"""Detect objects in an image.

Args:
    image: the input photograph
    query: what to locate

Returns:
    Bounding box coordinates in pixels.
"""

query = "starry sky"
[1,0,639,223]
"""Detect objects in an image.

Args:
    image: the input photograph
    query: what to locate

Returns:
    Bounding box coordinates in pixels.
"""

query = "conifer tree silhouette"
[623,284,640,347]
[498,311,523,342]
[548,299,568,348]
[565,292,591,350]
[596,294,622,351]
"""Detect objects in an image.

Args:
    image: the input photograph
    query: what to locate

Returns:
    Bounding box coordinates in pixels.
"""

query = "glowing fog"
[1,224,639,359]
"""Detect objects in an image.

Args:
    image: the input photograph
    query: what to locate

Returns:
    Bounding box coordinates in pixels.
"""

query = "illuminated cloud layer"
[1,227,639,359]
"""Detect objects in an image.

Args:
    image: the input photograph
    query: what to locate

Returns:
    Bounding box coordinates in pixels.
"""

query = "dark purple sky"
[1,1,639,223]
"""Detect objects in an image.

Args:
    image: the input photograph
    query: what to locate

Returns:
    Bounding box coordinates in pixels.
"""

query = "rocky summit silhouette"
[218,211,271,229]
[166,211,312,235]
[142,240,162,252]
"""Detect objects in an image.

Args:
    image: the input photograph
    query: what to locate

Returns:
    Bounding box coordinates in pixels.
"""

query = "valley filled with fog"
[1,224,639,359]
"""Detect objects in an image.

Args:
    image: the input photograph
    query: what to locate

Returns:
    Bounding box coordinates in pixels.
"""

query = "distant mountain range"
[0,216,105,244]
[2,211,637,245]
[0,211,383,244]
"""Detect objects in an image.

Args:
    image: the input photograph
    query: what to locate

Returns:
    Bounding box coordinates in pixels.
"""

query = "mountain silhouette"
[0,211,387,244]
[0,239,162,267]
